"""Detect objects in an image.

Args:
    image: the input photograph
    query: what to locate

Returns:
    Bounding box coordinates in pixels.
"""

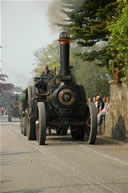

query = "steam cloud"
[47,0,87,33]
[47,0,67,32]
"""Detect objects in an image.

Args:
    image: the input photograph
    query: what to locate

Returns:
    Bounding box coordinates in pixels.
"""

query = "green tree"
[57,0,128,83]
[71,55,110,98]
[0,74,14,93]
[59,0,117,44]
[107,0,128,83]
[0,74,14,106]
[56,0,118,69]
[34,41,60,76]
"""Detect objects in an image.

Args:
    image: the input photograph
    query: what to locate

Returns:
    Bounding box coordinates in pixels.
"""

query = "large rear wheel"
[20,116,24,134]
[36,102,46,145]
[22,116,26,136]
[85,102,97,144]
[27,117,36,140]
[26,85,36,140]
[27,85,33,104]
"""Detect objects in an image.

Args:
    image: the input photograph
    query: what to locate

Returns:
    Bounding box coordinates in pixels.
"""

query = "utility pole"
[0,45,3,74]
[0,45,3,106]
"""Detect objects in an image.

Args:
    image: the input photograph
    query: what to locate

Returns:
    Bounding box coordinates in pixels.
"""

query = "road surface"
[0,115,128,193]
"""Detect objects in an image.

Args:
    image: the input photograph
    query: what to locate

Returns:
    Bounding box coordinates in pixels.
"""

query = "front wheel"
[36,102,46,145]
[85,102,97,144]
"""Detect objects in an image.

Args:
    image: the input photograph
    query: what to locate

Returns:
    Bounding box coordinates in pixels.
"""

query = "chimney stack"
[59,32,70,76]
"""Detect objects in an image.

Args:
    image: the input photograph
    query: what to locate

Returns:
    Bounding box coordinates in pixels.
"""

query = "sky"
[1,0,59,88]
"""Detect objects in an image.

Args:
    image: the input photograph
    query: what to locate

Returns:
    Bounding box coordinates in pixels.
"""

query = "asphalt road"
[0,115,128,193]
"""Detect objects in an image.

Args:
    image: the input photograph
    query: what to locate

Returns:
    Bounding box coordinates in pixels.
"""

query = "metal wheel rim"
[85,111,92,141]
[36,120,39,142]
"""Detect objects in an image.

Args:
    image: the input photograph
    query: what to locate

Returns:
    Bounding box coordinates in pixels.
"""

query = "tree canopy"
[0,74,14,93]
[33,41,60,76]
[107,0,128,83]
[59,0,117,45]
[56,0,128,83]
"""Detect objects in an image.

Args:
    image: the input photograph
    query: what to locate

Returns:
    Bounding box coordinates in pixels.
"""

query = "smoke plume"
[47,0,87,33]
[47,0,67,32]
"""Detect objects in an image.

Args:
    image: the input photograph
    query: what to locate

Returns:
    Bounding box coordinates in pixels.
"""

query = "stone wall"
[105,83,128,140]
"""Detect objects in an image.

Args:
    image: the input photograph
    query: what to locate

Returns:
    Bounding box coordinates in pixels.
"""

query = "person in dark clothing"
[96,96,104,113]
[40,65,53,78]
[97,97,110,125]
[39,65,53,93]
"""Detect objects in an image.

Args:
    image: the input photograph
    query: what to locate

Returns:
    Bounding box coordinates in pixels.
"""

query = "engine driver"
[40,65,53,78]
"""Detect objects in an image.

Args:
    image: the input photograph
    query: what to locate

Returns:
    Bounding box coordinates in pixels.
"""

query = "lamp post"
[0,45,3,106]
[0,45,3,74]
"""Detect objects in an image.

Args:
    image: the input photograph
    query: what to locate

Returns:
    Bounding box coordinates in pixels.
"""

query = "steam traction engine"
[8,94,20,122]
[23,32,97,145]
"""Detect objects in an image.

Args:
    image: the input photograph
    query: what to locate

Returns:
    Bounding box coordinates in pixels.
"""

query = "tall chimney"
[59,32,70,76]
